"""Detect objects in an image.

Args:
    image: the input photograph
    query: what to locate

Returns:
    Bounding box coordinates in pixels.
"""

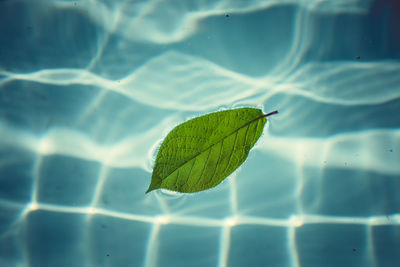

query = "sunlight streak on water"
[0,0,399,266]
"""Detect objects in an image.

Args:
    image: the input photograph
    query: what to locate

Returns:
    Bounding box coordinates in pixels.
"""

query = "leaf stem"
[261,110,278,118]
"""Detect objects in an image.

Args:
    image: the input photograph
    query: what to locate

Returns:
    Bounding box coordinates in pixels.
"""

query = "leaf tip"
[145,181,161,194]
[146,174,163,194]
[145,186,156,194]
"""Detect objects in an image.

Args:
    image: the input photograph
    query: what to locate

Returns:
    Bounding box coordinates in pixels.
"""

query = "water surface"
[0,0,399,266]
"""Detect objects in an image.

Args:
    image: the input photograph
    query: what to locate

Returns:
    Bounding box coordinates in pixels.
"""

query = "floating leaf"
[146,108,278,194]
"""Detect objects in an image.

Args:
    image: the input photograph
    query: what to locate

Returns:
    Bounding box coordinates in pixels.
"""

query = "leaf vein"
[159,111,267,185]
[208,138,223,187]
[184,158,196,191]
[194,145,212,189]
[222,130,239,177]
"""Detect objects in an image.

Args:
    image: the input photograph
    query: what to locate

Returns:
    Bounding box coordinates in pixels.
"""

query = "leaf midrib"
[159,113,266,181]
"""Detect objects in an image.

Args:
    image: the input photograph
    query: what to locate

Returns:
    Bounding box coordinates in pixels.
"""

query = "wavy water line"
[14,201,400,227]
[2,198,397,267]
[53,0,373,44]
[1,1,397,266]
[0,117,173,171]
[257,129,400,176]
[366,224,379,267]
[1,200,398,267]
[37,0,375,86]
[1,119,398,175]
[288,224,301,267]
[1,52,400,112]
[218,224,232,267]
[5,200,394,266]
[144,223,161,267]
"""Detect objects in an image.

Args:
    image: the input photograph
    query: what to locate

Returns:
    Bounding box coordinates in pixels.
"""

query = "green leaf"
[146,108,278,194]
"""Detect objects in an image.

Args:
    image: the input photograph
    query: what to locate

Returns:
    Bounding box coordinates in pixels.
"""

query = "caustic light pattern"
[0,0,400,267]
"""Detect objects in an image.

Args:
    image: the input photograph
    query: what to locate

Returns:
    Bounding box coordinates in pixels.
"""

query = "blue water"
[1,0,399,266]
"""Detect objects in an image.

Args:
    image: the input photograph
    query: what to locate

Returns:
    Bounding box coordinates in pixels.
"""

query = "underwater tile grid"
[0,0,399,267]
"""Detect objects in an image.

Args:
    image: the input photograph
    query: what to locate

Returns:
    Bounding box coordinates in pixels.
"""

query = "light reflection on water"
[0,0,399,266]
